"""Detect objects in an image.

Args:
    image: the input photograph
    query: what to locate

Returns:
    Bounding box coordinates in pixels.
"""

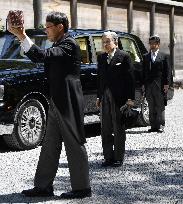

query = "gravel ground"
[0,89,183,204]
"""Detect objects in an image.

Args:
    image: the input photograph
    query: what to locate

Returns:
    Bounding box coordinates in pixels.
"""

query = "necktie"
[107,54,112,64]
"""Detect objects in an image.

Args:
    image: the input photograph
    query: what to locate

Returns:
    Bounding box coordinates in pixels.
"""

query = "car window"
[0,35,48,59]
[75,37,90,64]
[92,35,141,63]
[0,35,21,59]
[120,38,141,63]
[93,36,103,57]
[43,37,91,64]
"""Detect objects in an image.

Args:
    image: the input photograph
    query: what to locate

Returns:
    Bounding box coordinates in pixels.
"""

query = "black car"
[0,28,149,150]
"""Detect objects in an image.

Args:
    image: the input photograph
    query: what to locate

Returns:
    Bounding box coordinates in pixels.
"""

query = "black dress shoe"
[148,128,163,133]
[60,188,91,199]
[148,128,158,132]
[156,129,163,133]
[112,160,123,167]
[21,186,54,197]
[101,159,114,167]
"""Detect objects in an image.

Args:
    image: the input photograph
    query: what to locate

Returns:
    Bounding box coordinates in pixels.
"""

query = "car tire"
[3,99,46,150]
[137,97,149,126]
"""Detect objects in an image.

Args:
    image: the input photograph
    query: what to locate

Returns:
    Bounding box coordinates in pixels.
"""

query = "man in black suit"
[142,35,171,133]
[96,31,135,167]
[8,12,91,199]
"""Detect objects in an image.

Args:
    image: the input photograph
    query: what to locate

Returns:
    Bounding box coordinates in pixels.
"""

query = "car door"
[119,36,143,88]
[75,35,98,114]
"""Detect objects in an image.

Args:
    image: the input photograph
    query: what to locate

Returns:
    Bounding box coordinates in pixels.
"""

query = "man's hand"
[96,98,101,108]
[8,25,26,41]
[164,85,169,93]
[126,99,134,107]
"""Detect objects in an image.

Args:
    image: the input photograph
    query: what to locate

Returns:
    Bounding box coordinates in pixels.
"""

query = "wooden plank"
[70,0,78,29]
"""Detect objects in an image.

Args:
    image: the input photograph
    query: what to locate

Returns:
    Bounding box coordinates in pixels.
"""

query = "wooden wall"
[0,0,183,70]
[154,13,170,54]
[174,15,183,70]
[108,6,127,32]
[133,10,150,50]
[42,0,70,25]
[0,0,33,28]
[77,2,101,29]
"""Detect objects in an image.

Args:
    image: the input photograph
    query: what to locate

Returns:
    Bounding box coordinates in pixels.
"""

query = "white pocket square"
[115,62,121,66]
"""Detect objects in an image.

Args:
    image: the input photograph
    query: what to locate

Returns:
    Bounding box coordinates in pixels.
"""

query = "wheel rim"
[18,105,43,146]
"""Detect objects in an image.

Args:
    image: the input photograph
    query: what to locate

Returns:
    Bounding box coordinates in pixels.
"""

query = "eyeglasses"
[45,25,56,29]
[102,40,112,45]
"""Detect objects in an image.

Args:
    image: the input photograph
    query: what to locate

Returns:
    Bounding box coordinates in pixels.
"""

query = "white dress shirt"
[151,49,159,62]
[21,35,34,53]
[107,48,116,64]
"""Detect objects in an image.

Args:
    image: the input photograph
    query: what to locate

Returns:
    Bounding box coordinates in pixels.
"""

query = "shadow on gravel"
[55,148,183,204]
[83,148,182,203]
[0,137,12,153]
[0,147,182,203]
[84,123,101,138]
[0,193,61,203]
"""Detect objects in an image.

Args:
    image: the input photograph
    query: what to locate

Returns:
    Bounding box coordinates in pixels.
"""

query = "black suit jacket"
[142,51,171,89]
[25,33,86,144]
[97,48,135,107]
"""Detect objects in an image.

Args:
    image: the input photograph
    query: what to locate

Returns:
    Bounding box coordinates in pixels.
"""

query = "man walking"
[96,31,135,167]
[142,35,171,133]
[8,11,91,199]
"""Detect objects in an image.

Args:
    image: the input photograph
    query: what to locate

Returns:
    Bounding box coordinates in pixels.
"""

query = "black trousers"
[146,81,165,129]
[101,88,126,161]
[34,99,90,191]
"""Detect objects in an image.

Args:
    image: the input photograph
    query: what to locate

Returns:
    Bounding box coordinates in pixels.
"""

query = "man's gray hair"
[102,31,118,44]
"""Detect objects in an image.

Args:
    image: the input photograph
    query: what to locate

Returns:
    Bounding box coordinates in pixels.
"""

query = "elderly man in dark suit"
[8,11,91,199]
[142,35,171,133]
[96,31,135,167]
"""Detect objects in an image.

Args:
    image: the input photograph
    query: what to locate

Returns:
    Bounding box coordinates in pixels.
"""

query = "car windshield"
[0,34,22,59]
[0,34,49,59]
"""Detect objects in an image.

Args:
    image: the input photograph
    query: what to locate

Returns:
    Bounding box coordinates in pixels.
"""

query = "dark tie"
[107,54,112,64]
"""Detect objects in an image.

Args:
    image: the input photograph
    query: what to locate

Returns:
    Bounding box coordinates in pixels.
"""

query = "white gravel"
[0,89,183,204]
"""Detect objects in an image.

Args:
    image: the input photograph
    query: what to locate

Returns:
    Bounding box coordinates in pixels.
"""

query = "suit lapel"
[154,52,162,63]
[146,52,151,71]
[102,53,108,70]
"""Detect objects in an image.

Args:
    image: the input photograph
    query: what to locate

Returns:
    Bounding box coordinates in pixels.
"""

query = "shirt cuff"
[21,35,34,53]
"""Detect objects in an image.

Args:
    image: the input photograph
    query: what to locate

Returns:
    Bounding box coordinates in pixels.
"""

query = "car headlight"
[0,85,4,100]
